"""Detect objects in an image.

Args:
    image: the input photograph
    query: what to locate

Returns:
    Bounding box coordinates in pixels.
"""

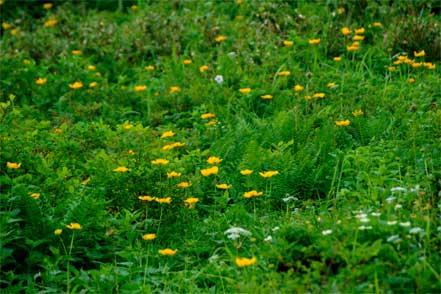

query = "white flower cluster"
[224,227,251,240]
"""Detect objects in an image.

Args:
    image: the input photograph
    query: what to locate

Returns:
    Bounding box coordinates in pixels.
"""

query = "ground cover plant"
[1,0,440,292]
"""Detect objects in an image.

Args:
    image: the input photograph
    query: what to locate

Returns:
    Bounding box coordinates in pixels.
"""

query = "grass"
[1,0,440,293]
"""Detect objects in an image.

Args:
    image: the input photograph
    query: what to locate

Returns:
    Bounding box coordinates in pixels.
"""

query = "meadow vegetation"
[1,0,440,292]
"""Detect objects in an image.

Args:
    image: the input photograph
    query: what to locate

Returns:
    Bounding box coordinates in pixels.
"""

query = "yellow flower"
[184,197,199,208]
[160,130,175,139]
[308,38,320,45]
[81,177,90,185]
[393,60,402,65]
[183,59,192,65]
[216,184,231,190]
[10,28,18,35]
[244,190,263,198]
[206,120,218,126]
[177,181,191,188]
[341,27,351,35]
[199,65,209,72]
[283,40,293,47]
[155,197,172,204]
[162,142,185,151]
[2,22,12,30]
[128,150,135,155]
[327,82,336,88]
[239,88,251,94]
[278,71,290,76]
[353,35,365,41]
[89,82,98,88]
[294,85,304,92]
[54,229,62,235]
[87,65,96,71]
[207,156,222,165]
[407,78,416,83]
[215,35,227,42]
[240,169,253,175]
[29,193,41,199]
[113,166,129,172]
[335,120,351,127]
[354,27,365,34]
[333,56,342,62]
[23,59,31,65]
[167,171,181,178]
[201,166,219,176]
[151,159,169,165]
[372,22,382,28]
[313,93,325,99]
[95,72,102,77]
[304,95,312,100]
[424,62,436,70]
[414,50,425,57]
[134,85,147,92]
[261,95,273,100]
[130,5,138,11]
[36,78,47,85]
[71,50,82,55]
[44,18,57,27]
[142,233,156,241]
[346,45,359,51]
[259,171,279,178]
[69,81,83,89]
[66,222,82,230]
[158,248,177,256]
[412,62,422,68]
[7,162,21,169]
[139,196,155,202]
[145,65,155,71]
[169,86,181,94]
[387,66,396,71]
[336,7,345,14]
[352,109,364,117]
[235,256,256,267]
[201,113,215,119]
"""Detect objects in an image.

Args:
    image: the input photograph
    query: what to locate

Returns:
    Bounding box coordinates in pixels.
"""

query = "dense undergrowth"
[1,0,440,293]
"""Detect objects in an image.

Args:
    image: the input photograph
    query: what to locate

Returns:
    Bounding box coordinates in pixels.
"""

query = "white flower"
[359,225,372,230]
[387,220,397,225]
[208,254,219,263]
[387,235,401,243]
[322,229,332,236]
[437,226,441,233]
[227,52,236,58]
[399,221,411,227]
[359,217,370,223]
[214,75,224,85]
[272,226,280,232]
[394,204,402,210]
[355,213,368,219]
[282,196,298,203]
[409,227,424,234]
[264,235,273,242]
[391,187,407,193]
[386,196,396,203]
[371,212,381,217]
[410,185,420,193]
[224,227,251,240]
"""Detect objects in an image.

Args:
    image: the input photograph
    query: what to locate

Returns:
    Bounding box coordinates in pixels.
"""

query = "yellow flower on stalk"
[336,7,345,14]
[36,78,47,85]
[215,35,227,42]
[44,18,57,27]
[206,119,218,126]
[123,123,133,130]
[145,65,155,71]
[66,223,82,230]
[201,166,219,176]
[113,166,129,172]
[151,159,169,165]
[162,142,185,151]
[333,56,342,62]
[235,256,257,267]
[160,130,175,139]
[89,82,98,88]
[244,190,263,198]
[158,248,177,256]
[240,169,253,175]
[207,156,222,165]
[283,40,293,47]
[2,22,12,30]
[54,229,62,235]
[169,86,181,94]
[23,59,31,65]
[134,85,147,92]
[354,27,365,34]
[327,82,336,88]
[177,181,191,188]
[407,78,416,83]
[259,171,279,178]
[353,35,365,41]
[201,113,215,119]
[29,193,41,199]
[414,50,425,57]
[352,109,364,117]
[71,50,82,55]
[69,81,83,89]
[139,196,155,202]
[87,65,96,71]
[308,38,320,45]
[387,66,396,71]
[313,93,325,99]
[278,71,290,76]
[341,27,351,35]
[347,44,359,51]
[130,5,138,11]
[424,63,435,70]
[216,184,231,190]
[261,95,273,100]
[304,95,312,100]
[372,22,382,28]
[199,65,209,72]
[155,197,172,204]
[10,28,18,35]
[294,85,304,92]
[393,60,402,65]
[7,162,21,169]
[183,59,192,65]
[412,62,422,68]
[239,88,251,94]
[81,177,90,185]
[335,120,351,127]
[184,197,199,208]
[142,233,156,241]
[167,171,181,178]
